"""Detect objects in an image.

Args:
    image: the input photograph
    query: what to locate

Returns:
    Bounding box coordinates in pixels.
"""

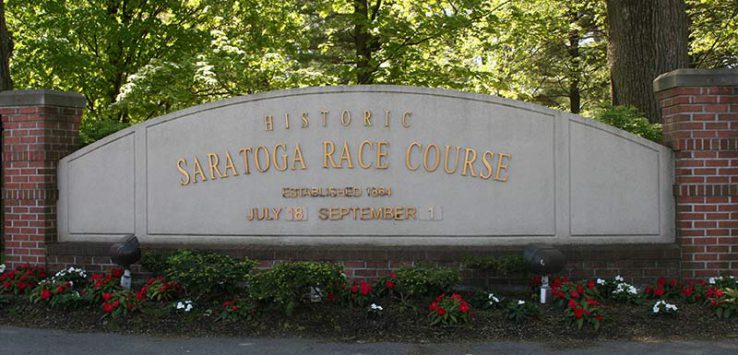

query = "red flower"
[111,268,124,278]
[40,289,51,300]
[102,303,115,313]
[574,307,585,319]
[587,280,595,289]
[644,287,652,295]
[657,277,666,287]
[653,288,665,297]
[450,293,463,301]
[359,280,372,296]
[385,280,395,289]
[576,284,584,294]
[55,286,66,294]
[2,282,9,288]
[716,289,725,297]
[102,292,113,302]
[682,286,694,297]
[136,288,147,301]
[350,283,358,293]
[437,307,446,316]
[595,315,603,321]
[459,302,469,314]
[568,299,577,309]
[17,282,28,291]
[231,305,238,312]
[429,302,439,311]
[389,272,397,279]
[669,279,677,288]
[570,290,580,299]
[112,300,120,308]
[585,298,598,306]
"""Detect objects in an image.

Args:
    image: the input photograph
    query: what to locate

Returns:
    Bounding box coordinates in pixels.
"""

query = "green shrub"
[461,255,528,275]
[164,250,256,299]
[247,261,345,315]
[140,251,173,274]
[393,265,461,304]
[593,105,662,143]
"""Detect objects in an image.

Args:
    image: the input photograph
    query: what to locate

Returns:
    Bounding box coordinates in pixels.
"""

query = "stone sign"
[57,86,674,246]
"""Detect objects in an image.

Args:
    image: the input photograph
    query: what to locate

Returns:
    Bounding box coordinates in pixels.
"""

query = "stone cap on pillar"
[654,68,738,92]
[0,89,86,108]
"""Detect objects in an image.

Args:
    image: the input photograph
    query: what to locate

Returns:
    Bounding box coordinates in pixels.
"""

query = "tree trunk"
[353,0,373,84]
[606,0,689,123]
[0,0,13,91]
[568,9,581,114]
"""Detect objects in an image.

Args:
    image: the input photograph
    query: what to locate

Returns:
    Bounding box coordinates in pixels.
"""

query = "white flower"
[488,293,500,304]
[613,282,638,295]
[596,278,606,285]
[370,303,383,311]
[666,304,678,312]
[709,277,716,284]
[615,275,624,282]
[176,300,193,312]
[0,264,5,273]
[517,300,525,305]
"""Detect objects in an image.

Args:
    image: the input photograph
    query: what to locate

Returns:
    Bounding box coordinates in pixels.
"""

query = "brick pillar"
[0,90,84,269]
[654,69,738,279]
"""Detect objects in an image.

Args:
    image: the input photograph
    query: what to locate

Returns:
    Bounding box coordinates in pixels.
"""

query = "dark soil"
[1,296,737,346]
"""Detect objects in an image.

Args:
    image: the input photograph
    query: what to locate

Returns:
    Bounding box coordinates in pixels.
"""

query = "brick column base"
[654,69,738,279]
[1,90,85,270]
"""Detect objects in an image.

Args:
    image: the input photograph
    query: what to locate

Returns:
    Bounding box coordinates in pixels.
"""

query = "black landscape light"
[109,235,141,289]
[523,244,566,304]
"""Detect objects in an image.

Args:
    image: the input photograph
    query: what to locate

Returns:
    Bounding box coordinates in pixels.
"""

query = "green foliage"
[79,117,129,146]
[461,255,528,275]
[247,261,345,315]
[140,251,173,275]
[164,250,256,299]
[505,299,540,323]
[687,0,738,68]
[593,105,663,143]
[393,265,461,303]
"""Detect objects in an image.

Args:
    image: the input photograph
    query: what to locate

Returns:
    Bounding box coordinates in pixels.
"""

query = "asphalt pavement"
[1,326,737,355]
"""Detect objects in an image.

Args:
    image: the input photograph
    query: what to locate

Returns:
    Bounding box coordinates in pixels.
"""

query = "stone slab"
[57,86,674,246]
[0,89,86,108]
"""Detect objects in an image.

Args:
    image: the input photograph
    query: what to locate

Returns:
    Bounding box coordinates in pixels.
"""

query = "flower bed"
[1,257,738,343]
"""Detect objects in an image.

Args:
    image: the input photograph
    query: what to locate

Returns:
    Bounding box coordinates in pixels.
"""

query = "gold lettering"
[495,153,511,182]
[358,140,373,169]
[405,142,421,171]
[254,146,270,172]
[321,111,329,127]
[341,110,351,127]
[363,111,372,126]
[322,140,338,168]
[401,112,411,128]
[301,112,309,128]
[176,159,190,186]
[273,144,288,171]
[376,141,389,169]
[384,110,390,127]
[238,147,252,175]
[264,115,274,131]
[423,144,441,172]
[407,207,417,220]
[223,151,239,177]
[292,144,307,170]
[207,153,223,180]
[284,113,290,129]
[480,151,495,180]
[338,142,354,169]
[192,157,207,183]
[461,148,477,177]
[319,208,329,220]
[443,145,461,174]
